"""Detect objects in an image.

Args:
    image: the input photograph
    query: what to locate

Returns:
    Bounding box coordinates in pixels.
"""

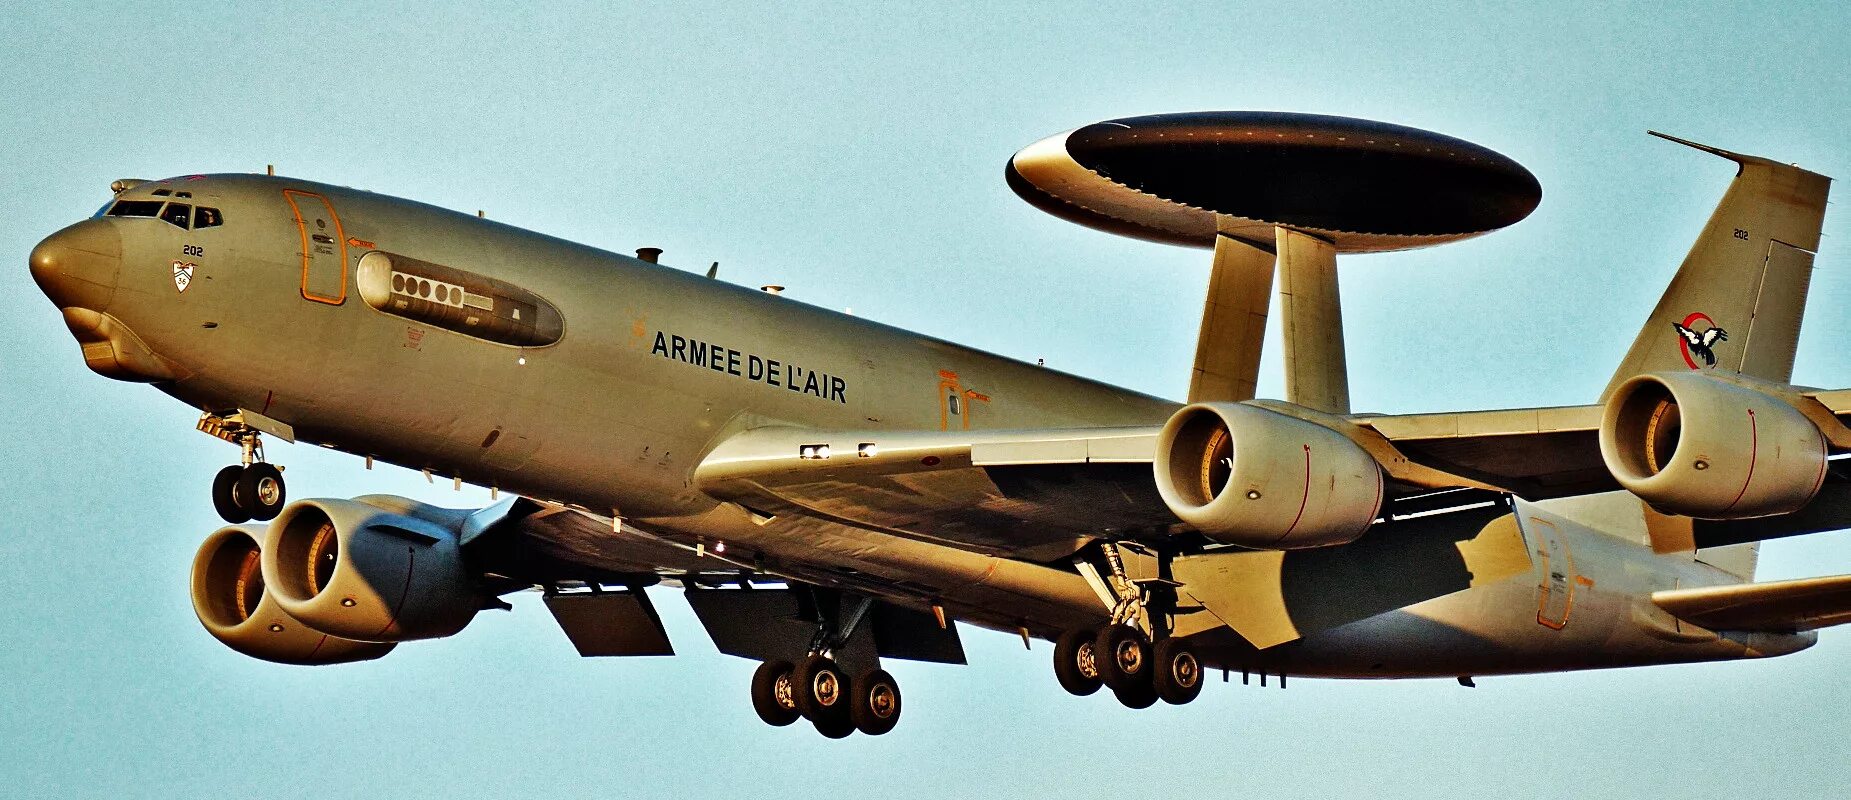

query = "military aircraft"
[27,111,1851,739]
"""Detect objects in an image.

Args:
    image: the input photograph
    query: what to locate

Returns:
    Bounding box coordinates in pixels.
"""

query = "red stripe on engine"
[1722,409,1758,514]
[1283,444,1312,538]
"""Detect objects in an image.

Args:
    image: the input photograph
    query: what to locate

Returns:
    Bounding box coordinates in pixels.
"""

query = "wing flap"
[543,590,675,656]
[1653,574,1851,632]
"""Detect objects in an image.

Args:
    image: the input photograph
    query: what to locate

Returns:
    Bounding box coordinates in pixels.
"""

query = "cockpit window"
[151,189,172,197]
[92,200,114,218]
[159,203,192,229]
[194,207,223,229]
[108,200,165,218]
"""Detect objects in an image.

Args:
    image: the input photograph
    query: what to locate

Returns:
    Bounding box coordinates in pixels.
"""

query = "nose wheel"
[206,424,286,524]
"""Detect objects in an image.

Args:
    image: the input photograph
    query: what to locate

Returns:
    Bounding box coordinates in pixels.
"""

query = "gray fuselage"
[34,174,1812,678]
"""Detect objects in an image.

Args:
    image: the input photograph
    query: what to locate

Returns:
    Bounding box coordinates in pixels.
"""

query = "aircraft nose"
[29,220,122,311]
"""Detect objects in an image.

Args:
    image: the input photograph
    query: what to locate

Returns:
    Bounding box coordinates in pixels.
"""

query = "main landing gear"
[747,590,903,737]
[1055,624,1204,708]
[207,424,286,524]
[1052,542,1206,709]
[751,656,902,738]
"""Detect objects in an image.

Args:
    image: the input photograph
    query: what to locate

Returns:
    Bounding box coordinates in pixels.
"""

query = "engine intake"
[262,498,484,643]
[1154,402,1383,548]
[190,526,395,665]
[1600,372,1828,519]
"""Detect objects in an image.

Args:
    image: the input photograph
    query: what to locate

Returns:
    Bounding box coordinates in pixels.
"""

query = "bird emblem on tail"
[1673,320,1728,367]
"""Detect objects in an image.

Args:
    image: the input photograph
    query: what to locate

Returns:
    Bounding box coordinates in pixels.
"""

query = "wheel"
[1094,624,1152,692]
[792,654,850,721]
[751,660,801,727]
[1111,675,1159,709]
[238,462,286,521]
[812,710,856,739]
[1152,637,1204,705]
[1053,628,1103,696]
[212,465,250,524]
[850,669,902,735]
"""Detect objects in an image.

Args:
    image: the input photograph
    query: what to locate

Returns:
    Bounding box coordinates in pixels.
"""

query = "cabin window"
[108,200,164,218]
[947,393,961,415]
[193,207,223,228]
[159,202,192,229]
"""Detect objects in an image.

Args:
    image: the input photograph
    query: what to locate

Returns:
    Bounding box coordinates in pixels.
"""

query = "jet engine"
[190,525,395,665]
[261,497,485,643]
[1601,372,1829,519]
[1154,402,1383,548]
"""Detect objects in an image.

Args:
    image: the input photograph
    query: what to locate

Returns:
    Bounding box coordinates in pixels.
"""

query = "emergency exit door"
[1527,516,1574,629]
[284,190,348,304]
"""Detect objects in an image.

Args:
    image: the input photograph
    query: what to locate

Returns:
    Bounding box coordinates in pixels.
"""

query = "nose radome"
[30,220,122,311]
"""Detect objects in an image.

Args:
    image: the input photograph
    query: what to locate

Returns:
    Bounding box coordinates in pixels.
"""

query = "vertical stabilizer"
[1602,133,1832,400]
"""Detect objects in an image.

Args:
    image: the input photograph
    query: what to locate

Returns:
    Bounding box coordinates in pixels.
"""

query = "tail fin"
[1601,132,1832,400]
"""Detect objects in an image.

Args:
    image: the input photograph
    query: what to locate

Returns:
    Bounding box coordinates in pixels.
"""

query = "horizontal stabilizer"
[1653,575,1851,633]
[1645,130,1787,169]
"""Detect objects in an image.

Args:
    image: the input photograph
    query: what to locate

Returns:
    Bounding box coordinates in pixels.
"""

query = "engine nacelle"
[262,497,484,643]
[1154,402,1383,548]
[190,526,395,665]
[1601,372,1829,519]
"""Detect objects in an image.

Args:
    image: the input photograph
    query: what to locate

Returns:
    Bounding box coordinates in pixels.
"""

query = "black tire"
[751,660,801,727]
[1111,675,1159,709]
[239,462,286,521]
[812,710,856,739]
[1053,628,1103,696]
[792,654,850,721]
[1094,624,1152,692]
[850,668,902,735]
[1152,637,1204,705]
[212,465,250,524]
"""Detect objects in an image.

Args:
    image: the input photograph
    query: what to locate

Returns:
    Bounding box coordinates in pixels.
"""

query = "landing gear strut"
[1053,541,1207,709]
[206,420,285,524]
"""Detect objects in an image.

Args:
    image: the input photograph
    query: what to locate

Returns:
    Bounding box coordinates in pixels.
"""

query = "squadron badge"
[172,260,195,293]
[1673,312,1727,368]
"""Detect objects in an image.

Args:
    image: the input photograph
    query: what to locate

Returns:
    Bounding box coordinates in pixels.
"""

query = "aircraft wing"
[693,426,1180,561]
[1806,388,1851,436]
[1354,404,1614,499]
[691,418,1538,561]
[1357,388,1851,499]
[692,395,1851,560]
[1653,575,1851,632]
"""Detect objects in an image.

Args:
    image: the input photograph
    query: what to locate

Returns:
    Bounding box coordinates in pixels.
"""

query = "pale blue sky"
[3,2,1850,798]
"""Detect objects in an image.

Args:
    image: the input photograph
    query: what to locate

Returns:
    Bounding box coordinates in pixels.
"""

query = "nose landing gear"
[202,415,286,524]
